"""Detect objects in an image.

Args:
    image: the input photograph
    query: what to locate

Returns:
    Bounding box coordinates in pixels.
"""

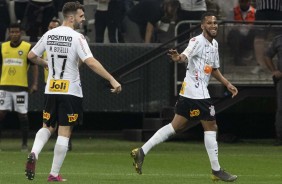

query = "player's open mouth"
[210,30,217,34]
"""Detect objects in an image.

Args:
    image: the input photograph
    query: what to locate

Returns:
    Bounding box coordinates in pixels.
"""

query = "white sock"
[50,136,69,177]
[31,128,51,160]
[142,123,175,155]
[204,131,220,171]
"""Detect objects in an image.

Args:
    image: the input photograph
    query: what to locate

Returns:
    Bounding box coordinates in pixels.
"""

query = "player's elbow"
[28,51,37,61]
[84,57,98,70]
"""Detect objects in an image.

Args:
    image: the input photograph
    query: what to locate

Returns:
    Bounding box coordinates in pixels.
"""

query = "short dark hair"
[62,1,84,18]
[9,23,21,30]
[201,12,217,23]
[50,18,61,25]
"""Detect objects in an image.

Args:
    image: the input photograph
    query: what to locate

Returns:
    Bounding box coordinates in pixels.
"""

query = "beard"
[74,21,81,30]
[205,28,217,39]
[11,37,20,43]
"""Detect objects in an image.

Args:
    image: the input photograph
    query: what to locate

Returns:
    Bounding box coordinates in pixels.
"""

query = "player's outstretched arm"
[84,57,122,94]
[211,68,238,98]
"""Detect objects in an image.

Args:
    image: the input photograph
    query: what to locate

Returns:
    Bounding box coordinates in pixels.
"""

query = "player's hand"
[167,49,180,62]
[110,79,122,94]
[272,70,282,79]
[29,84,38,94]
[227,83,238,98]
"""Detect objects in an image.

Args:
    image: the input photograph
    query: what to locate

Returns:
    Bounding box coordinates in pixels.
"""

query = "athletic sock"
[142,123,175,155]
[20,118,29,146]
[31,128,51,159]
[204,131,220,171]
[50,136,69,177]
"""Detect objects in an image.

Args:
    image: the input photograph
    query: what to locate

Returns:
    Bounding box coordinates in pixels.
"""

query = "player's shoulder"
[189,37,197,42]
[21,40,31,47]
[188,34,205,47]
[193,34,207,42]
[1,41,10,46]
[189,35,201,42]
[77,33,87,42]
[47,26,79,36]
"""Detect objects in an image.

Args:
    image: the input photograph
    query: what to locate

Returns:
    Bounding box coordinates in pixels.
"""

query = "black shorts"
[175,96,216,121]
[43,94,83,127]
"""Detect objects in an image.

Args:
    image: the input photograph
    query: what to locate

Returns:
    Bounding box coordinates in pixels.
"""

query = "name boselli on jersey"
[31,26,93,98]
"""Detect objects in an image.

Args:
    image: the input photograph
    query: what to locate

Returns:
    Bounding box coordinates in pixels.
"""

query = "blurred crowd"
[0,0,83,42]
[0,0,281,44]
[0,0,230,43]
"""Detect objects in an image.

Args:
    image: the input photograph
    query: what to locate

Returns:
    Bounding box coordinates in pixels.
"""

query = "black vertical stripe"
[51,54,55,78]
[256,0,282,11]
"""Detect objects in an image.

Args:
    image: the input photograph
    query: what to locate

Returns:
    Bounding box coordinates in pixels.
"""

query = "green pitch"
[0,138,282,184]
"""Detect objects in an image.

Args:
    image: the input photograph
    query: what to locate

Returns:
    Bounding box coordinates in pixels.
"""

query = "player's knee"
[202,121,218,131]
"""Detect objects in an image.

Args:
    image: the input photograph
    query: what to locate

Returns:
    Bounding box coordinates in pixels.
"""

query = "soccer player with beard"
[131,12,238,182]
[25,1,121,182]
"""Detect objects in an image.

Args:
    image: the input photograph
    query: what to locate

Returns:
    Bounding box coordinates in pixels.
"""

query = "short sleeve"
[31,35,46,57]
[181,37,201,60]
[76,34,93,62]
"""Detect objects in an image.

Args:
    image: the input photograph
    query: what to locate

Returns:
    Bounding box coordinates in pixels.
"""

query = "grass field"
[1,138,282,184]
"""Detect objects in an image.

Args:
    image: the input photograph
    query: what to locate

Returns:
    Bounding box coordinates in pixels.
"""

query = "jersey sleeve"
[76,34,93,62]
[181,37,201,61]
[31,35,46,57]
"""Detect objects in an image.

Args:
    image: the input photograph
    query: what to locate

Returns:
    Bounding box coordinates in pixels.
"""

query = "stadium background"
[0,0,279,143]
[1,43,276,141]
